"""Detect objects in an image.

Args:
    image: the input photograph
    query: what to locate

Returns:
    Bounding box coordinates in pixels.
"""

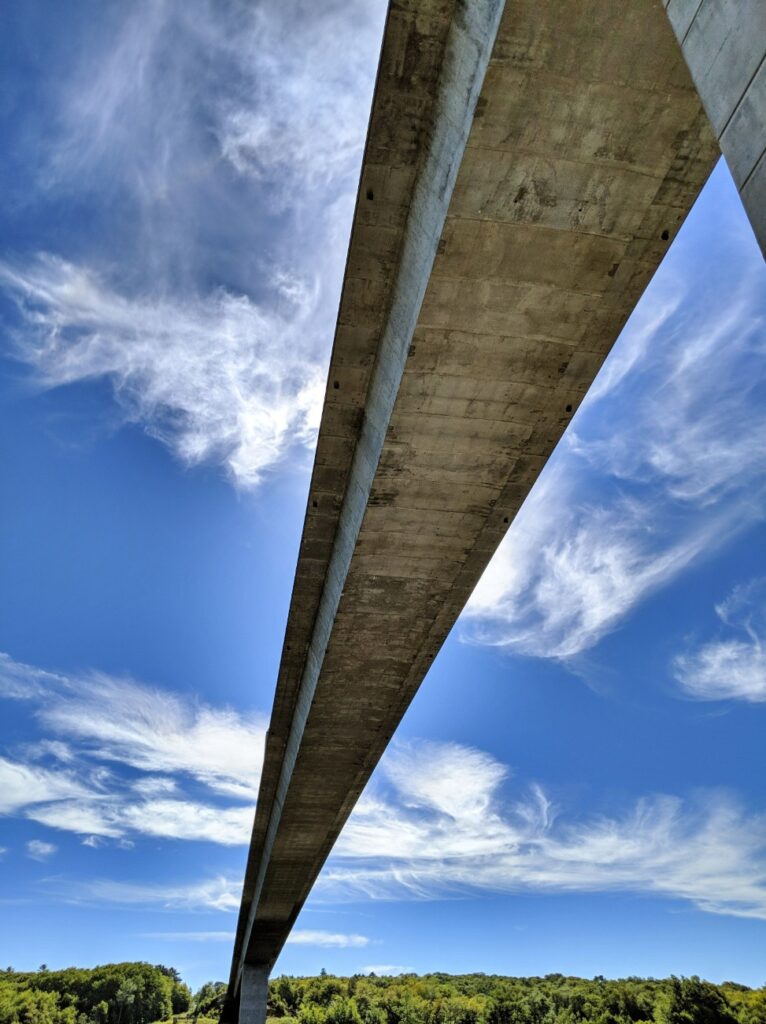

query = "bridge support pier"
[665,0,766,255]
[239,965,269,1024]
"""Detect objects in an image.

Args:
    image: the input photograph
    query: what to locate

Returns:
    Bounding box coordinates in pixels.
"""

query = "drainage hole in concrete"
[661,229,669,240]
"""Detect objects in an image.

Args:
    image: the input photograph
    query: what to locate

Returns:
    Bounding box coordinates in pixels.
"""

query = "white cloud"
[463,192,766,659]
[1,0,386,489]
[0,652,261,846]
[0,256,324,488]
[319,740,766,921]
[361,966,412,977]
[42,734,766,922]
[28,801,122,839]
[464,466,718,659]
[136,927,370,947]
[337,742,515,864]
[28,797,253,846]
[0,652,67,701]
[132,776,177,796]
[286,930,369,949]
[383,740,506,823]
[584,291,681,405]
[0,756,90,815]
[0,653,266,800]
[49,0,383,214]
[66,875,241,912]
[673,578,766,701]
[26,740,76,764]
[214,4,382,204]
[26,840,57,862]
[119,798,251,845]
[39,668,266,801]
[675,641,766,702]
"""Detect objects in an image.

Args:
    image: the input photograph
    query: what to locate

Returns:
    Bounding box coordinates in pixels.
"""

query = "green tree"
[656,979,738,1024]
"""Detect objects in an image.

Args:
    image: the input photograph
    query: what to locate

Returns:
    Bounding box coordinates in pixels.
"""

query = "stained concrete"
[224,0,719,1014]
[665,0,766,252]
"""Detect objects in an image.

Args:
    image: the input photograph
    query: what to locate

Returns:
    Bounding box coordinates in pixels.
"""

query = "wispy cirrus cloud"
[132,776,177,796]
[38,669,266,801]
[321,740,766,921]
[28,797,253,846]
[48,0,382,215]
[215,4,380,204]
[287,930,369,949]
[463,464,720,660]
[337,741,515,863]
[0,654,67,701]
[0,755,90,815]
[0,651,263,846]
[26,840,57,862]
[0,256,324,488]
[1,0,385,487]
[463,166,766,660]
[2,652,266,800]
[673,577,766,702]
[63,736,766,920]
[143,928,371,947]
[65,875,242,912]
[360,966,412,977]
[6,652,766,920]
[143,927,373,947]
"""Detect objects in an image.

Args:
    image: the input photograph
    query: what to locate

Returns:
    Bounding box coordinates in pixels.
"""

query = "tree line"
[0,963,190,1024]
[260,973,766,1024]
[1,967,764,1024]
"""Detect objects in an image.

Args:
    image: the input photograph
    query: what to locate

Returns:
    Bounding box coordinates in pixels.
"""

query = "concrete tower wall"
[665,0,766,251]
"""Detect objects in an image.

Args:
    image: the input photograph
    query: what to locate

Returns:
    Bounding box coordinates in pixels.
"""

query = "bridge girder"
[225,1,766,1019]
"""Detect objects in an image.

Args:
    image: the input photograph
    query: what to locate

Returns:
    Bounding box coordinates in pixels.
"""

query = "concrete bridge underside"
[225,1,766,1018]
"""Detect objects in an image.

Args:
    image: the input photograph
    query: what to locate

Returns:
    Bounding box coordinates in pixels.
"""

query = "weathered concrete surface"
[225,0,718,1012]
[239,966,268,1024]
[665,0,766,253]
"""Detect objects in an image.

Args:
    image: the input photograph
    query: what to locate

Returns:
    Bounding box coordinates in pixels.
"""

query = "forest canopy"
[0,963,190,1024]
[263,973,765,1024]
[1,967,764,1024]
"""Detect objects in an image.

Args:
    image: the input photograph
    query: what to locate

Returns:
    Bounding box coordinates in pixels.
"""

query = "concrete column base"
[239,965,269,1024]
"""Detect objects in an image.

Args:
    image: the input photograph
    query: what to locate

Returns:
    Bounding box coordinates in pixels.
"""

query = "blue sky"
[1,0,765,993]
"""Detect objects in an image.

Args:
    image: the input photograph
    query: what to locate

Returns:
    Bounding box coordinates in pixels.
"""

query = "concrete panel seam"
[718,49,766,146]
[681,0,705,45]
[739,139,766,194]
